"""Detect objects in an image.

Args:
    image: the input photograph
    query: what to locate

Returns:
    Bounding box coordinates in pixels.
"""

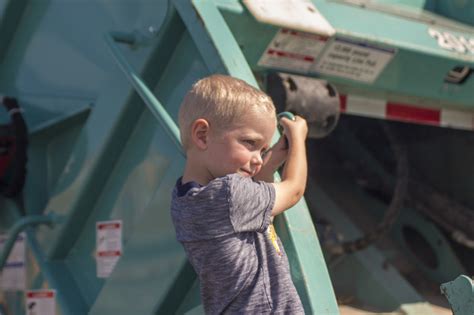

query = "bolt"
[148,26,159,36]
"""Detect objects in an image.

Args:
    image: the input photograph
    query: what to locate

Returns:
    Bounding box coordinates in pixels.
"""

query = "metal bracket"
[104,31,183,155]
[0,213,59,271]
[441,275,474,315]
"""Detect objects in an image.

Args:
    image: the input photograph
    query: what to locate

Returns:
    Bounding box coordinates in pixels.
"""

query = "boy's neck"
[182,155,214,186]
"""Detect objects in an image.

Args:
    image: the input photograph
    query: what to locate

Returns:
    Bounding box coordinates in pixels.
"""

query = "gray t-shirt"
[171,174,304,314]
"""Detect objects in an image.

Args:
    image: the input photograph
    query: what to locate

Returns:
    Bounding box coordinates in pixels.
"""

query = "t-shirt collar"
[176,177,203,197]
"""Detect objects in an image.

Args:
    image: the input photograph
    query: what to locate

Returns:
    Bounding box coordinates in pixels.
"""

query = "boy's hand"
[254,115,307,182]
[279,115,308,146]
[270,115,308,216]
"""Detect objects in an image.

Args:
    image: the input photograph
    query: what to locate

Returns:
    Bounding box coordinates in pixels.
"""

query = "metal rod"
[0,213,58,271]
[104,32,183,155]
[25,227,84,315]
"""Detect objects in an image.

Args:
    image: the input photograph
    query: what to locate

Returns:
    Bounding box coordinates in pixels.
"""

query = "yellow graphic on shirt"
[268,224,282,255]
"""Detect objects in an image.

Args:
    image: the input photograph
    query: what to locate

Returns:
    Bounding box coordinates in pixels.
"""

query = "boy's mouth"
[240,169,253,176]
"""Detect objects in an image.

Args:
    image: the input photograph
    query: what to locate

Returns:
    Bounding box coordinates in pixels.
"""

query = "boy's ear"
[191,119,210,150]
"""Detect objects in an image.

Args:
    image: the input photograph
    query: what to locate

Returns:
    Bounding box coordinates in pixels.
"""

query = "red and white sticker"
[25,290,56,315]
[0,232,26,291]
[259,29,328,73]
[96,220,122,278]
[340,94,474,130]
[313,38,396,83]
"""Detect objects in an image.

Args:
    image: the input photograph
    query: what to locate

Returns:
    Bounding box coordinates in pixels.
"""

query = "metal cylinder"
[266,73,341,138]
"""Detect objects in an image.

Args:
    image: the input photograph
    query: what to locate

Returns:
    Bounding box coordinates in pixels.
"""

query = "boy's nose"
[251,153,263,165]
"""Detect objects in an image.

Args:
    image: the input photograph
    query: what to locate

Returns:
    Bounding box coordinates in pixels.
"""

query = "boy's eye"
[243,139,256,146]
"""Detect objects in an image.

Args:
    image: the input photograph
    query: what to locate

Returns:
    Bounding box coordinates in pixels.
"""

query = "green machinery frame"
[0,0,338,314]
[1,0,474,314]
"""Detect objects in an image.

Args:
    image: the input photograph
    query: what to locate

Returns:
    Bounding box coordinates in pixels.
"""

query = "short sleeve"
[227,174,275,233]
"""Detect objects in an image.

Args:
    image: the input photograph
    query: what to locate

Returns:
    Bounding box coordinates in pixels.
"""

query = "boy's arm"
[271,116,308,216]
[253,135,287,183]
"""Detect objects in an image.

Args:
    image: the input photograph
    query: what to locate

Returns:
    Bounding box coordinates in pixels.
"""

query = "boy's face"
[206,111,276,179]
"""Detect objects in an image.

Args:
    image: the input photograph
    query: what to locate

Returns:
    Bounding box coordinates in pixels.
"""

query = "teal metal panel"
[105,32,182,153]
[0,214,57,271]
[0,200,86,315]
[25,99,91,216]
[27,230,88,315]
[305,179,436,314]
[1,0,469,314]
[0,0,167,97]
[65,65,191,309]
[30,4,206,313]
[175,0,256,85]
[218,0,474,109]
[441,275,474,315]
[38,76,145,259]
[314,0,474,107]
[216,2,276,74]
[89,16,211,314]
[0,0,28,63]
[315,0,474,54]
[428,1,474,26]
[89,159,187,314]
[1,0,338,313]
[153,31,210,122]
[86,12,205,314]
[375,0,428,9]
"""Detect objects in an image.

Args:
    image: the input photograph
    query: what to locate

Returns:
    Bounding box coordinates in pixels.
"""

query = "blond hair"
[178,75,276,149]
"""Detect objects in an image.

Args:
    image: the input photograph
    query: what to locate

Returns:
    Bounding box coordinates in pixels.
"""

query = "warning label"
[25,290,56,315]
[313,38,396,83]
[258,29,328,73]
[96,220,122,278]
[0,233,26,291]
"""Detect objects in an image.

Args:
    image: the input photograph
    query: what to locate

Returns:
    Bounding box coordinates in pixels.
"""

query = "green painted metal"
[426,0,474,26]
[332,0,474,32]
[26,228,88,315]
[0,0,27,63]
[90,26,195,315]
[304,171,436,314]
[0,2,175,313]
[87,17,202,315]
[218,0,474,109]
[0,0,472,314]
[89,1,338,313]
[179,0,258,86]
[104,31,183,155]
[0,200,87,315]
[441,275,474,315]
[0,213,57,271]
[374,0,429,9]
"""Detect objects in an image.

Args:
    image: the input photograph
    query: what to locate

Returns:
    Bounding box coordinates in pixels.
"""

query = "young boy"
[171,75,308,314]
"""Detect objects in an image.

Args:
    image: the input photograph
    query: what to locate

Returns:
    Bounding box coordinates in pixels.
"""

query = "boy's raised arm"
[271,116,308,216]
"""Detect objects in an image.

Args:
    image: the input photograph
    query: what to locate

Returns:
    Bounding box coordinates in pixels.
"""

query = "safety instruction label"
[96,220,122,278]
[258,29,328,73]
[25,290,56,315]
[0,232,26,291]
[313,38,396,83]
